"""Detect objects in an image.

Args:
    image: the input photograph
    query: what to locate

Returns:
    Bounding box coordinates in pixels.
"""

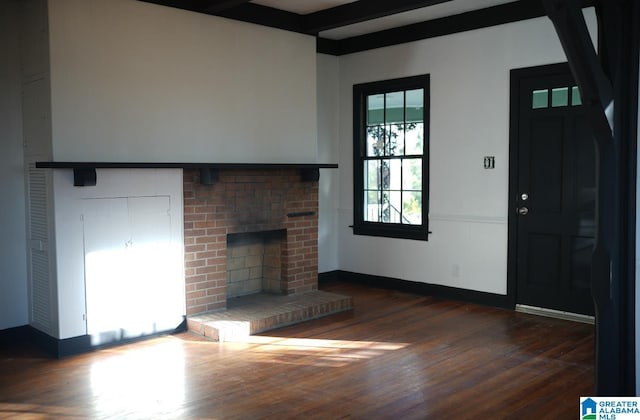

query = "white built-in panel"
[1,0,29,330]
[317,54,341,272]
[21,78,52,159]
[18,0,50,82]
[53,169,184,340]
[47,0,317,163]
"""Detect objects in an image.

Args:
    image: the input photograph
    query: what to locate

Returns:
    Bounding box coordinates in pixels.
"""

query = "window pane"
[385,91,404,124]
[364,191,381,222]
[365,160,380,190]
[367,94,384,125]
[405,122,423,155]
[572,86,582,106]
[402,191,422,225]
[405,89,424,122]
[532,89,548,109]
[381,160,390,189]
[402,158,422,190]
[367,125,384,157]
[386,124,404,156]
[384,191,402,223]
[388,159,401,190]
[551,87,569,107]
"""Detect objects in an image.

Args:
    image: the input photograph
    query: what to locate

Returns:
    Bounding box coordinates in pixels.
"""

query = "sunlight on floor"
[89,340,186,418]
[192,334,410,367]
[0,335,409,418]
[240,335,408,351]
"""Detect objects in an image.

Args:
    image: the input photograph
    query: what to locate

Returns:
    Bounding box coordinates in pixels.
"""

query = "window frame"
[352,74,430,241]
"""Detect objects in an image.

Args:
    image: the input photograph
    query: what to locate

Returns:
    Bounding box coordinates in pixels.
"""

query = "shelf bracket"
[300,168,320,182]
[199,167,219,185]
[73,168,97,187]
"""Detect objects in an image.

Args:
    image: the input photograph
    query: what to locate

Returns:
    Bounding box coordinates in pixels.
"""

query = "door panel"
[529,116,564,213]
[515,69,595,316]
[527,234,561,287]
[83,198,130,336]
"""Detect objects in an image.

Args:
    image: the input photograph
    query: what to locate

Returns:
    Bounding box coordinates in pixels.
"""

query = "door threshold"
[515,304,594,324]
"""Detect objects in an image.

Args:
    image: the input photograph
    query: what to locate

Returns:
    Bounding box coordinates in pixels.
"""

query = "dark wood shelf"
[35,162,338,170]
[35,161,338,186]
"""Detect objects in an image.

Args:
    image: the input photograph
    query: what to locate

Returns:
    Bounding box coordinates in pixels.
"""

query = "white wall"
[0,0,29,330]
[317,54,340,272]
[53,169,184,339]
[333,10,597,294]
[47,0,317,163]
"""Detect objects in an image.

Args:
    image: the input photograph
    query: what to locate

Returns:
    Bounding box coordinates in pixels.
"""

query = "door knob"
[518,207,529,216]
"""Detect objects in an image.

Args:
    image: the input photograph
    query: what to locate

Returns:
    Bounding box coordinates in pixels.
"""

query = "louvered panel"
[27,162,51,330]
[28,164,48,242]
[31,250,50,328]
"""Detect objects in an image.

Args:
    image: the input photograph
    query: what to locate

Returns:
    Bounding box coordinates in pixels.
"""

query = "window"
[531,85,582,109]
[353,75,430,240]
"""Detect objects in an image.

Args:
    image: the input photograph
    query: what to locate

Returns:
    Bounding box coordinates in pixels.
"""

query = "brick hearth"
[187,290,353,342]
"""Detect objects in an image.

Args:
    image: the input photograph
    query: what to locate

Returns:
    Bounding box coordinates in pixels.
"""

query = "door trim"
[507,62,573,311]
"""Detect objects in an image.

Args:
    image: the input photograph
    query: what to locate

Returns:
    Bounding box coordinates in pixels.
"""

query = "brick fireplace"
[183,168,320,316]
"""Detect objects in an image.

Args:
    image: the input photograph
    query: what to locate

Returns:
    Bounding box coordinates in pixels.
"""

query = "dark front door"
[512,64,595,316]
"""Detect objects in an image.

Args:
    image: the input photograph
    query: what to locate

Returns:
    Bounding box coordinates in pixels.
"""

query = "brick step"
[187,290,353,342]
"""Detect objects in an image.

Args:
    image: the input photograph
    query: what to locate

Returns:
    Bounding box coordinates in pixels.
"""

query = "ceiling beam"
[214,3,304,33]
[320,0,548,55]
[317,0,596,55]
[302,0,452,34]
[203,0,252,13]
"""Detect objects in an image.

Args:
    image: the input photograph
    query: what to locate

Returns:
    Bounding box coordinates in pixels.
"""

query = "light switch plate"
[484,156,495,169]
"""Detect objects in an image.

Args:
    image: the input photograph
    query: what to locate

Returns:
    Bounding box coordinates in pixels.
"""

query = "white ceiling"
[252,0,358,15]
[252,0,519,40]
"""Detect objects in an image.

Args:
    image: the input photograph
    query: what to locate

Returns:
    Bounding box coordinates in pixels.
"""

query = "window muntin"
[353,75,429,240]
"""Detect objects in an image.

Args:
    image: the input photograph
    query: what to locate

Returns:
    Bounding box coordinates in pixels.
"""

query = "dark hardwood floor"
[0,281,594,419]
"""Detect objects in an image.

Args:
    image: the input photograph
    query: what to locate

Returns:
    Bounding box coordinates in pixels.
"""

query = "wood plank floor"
[0,281,594,419]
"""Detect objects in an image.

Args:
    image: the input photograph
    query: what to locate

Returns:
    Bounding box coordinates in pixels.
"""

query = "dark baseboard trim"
[2,318,188,358]
[28,327,91,358]
[0,325,32,343]
[321,270,514,309]
[318,270,342,284]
